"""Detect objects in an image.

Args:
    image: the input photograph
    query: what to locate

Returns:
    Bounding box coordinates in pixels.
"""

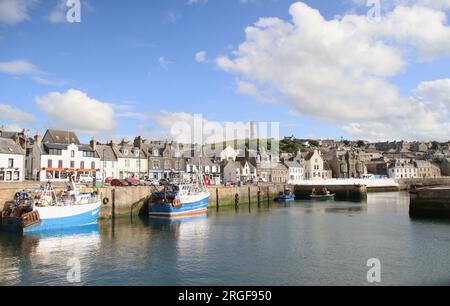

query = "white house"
[27,130,101,182]
[388,159,418,179]
[284,161,304,182]
[186,157,221,185]
[0,138,24,182]
[112,140,148,179]
[94,142,119,180]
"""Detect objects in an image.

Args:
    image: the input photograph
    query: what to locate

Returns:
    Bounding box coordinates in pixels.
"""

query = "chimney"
[134,136,142,148]
[34,131,41,146]
[90,137,97,151]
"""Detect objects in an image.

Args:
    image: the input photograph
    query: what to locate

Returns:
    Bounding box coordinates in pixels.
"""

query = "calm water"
[1,192,450,286]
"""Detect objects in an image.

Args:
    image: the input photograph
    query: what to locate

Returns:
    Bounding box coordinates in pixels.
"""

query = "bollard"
[257,190,261,208]
[235,193,240,210]
[248,187,251,206]
[216,188,219,211]
[267,186,270,206]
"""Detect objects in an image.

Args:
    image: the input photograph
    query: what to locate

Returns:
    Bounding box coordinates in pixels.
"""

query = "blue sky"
[1,0,450,143]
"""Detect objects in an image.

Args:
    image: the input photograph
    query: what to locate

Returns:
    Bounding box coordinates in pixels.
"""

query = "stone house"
[328,150,367,179]
[271,163,288,184]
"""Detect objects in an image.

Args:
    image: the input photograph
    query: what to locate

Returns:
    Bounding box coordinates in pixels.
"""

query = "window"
[153,160,160,169]
[8,158,13,168]
[6,171,12,181]
[48,160,53,168]
[91,162,95,169]
[80,161,85,169]
[71,150,75,158]
[70,161,75,169]
[125,159,130,167]
[0,171,4,180]
[58,160,63,168]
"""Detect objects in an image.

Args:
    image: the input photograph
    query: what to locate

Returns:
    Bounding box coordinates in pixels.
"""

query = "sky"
[1,0,450,143]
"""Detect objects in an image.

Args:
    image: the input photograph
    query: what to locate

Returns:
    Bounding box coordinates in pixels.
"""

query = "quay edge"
[410,187,450,218]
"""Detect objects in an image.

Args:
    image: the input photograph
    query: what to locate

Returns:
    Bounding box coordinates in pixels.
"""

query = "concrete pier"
[293,184,367,201]
[410,187,450,218]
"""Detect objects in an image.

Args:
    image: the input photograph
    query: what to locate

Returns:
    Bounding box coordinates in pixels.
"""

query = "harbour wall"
[397,177,450,190]
[293,184,367,201]
[410,187,450,218]
[0,183,287,220]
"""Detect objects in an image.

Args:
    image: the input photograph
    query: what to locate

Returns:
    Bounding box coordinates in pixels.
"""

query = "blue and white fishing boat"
[149,147,210,217]
[1,175,101,233]
[148,182,210,217]
[274,189,295,201]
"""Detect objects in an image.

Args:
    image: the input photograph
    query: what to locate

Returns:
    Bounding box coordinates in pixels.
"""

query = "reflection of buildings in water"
[366,192,410,214]
[0,225,100,285]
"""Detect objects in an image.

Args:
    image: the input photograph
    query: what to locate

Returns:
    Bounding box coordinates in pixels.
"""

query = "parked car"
[79,175,94,183]
[111,179,129,187]
[142,178,160,186]
[125,178,140,186]
[104,177,115,184]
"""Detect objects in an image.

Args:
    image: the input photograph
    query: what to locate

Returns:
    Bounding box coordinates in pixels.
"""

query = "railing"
[288,178,399,187]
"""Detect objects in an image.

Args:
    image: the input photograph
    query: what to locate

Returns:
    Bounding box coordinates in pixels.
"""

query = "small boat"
[148,170,210,217]
[310,187,335,200]
[1,174,101,233]
[275,189,295,201]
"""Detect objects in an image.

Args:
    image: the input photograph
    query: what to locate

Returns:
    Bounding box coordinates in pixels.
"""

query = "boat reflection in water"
[0,224,100,286]
[147,213,208,232]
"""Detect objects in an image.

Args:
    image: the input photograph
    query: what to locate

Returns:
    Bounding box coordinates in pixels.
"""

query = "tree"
[357,140,366,148]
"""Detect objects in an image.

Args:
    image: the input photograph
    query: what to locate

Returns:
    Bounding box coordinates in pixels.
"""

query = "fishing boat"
[148,181,210,217]
[1,174,101,233]
[310,187,335,200]
[274,189,295,201]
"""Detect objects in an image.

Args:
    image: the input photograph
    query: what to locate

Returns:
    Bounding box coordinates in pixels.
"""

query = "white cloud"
[36,89,117,135]
[165,11,180,24]
[187,0,208,4]
[217,1,450,141]
[149,111,256,144]
[47,0,66,23]
[0,60,37,75]
[0,59,65,86]
[195,51,207,63]
[158,56,173,70]
[0,0,35,25]
[0,104,36,123]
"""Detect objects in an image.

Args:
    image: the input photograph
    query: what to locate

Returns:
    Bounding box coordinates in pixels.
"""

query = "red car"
[105,177,115,184]
[125,178,140,186]
[110,179,129,187]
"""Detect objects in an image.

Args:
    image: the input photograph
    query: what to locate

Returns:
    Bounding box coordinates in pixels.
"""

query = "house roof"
[42,129,81,145]
[0,138,23,155]
[95,145,117,161]
[283,161,302,168]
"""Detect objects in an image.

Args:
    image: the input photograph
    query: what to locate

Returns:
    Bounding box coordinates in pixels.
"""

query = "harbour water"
[1,192,450,286]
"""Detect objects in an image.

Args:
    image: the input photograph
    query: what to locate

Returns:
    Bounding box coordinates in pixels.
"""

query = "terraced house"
[26,129,100,182]
[0,138,24,182]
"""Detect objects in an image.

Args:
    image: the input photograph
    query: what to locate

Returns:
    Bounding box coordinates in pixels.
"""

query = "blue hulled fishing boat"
[1,175,101,233]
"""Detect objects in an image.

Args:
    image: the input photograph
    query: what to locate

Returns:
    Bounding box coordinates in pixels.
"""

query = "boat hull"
[149,193,209,217]
[2,202,101,233]
[275,195,295,201]
[310,194,336,200]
